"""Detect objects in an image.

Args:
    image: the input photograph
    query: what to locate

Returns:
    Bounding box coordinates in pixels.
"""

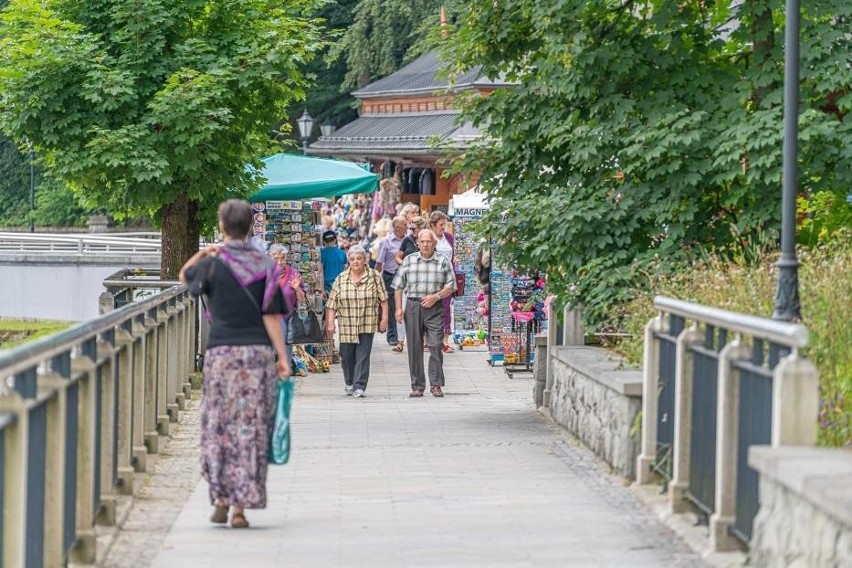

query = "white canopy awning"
[449,187,488,217]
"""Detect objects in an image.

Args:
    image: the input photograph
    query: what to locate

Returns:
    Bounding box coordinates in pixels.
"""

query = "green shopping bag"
[269,379,294,465]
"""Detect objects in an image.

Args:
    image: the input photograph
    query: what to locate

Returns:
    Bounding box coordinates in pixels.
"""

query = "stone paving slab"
[114,342,708,567]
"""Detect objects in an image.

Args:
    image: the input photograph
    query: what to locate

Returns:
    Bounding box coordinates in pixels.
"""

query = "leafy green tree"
[0,0,323,277]
[442,0,852,325]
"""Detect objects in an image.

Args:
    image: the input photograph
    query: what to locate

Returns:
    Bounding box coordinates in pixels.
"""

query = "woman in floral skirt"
[179,199,290,529]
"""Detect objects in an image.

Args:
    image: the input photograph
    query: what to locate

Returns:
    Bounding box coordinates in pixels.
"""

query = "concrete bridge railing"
[635,296,819,553]
[0,284,197,567]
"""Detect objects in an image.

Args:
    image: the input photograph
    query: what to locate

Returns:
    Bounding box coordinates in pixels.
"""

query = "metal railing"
[636,296,819,552]
[0,284,197,567]
[0,232,161,255]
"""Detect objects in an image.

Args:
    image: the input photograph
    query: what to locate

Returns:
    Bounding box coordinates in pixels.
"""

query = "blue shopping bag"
[269,379,294,465]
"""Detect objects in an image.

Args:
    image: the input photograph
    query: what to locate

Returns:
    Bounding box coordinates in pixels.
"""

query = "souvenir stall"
[448,189,489,350]
[249,153,379,372]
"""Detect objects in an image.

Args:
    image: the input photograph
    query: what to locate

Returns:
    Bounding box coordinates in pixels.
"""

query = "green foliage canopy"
[441,0,851,325]
[0,0,323,272]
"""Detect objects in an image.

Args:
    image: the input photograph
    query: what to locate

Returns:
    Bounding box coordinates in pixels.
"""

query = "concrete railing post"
[562,305,584,346]
[772,353,819,446]
[0,392,28,568]
[669,324,703,514]
[164,302,182,417]
[114,328,136,492]
[143,312,162,453]
[40,372,69,567]
[154,305,174,432]
[636,314,665,485]
[130,318,149,473]
[69,356,98,564]
[96,339,118,526]
[710,338,751,552]
[543,301,561,408]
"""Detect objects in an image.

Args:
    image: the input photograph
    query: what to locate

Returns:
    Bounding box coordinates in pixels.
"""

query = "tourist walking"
[269,244,307,366]
[325,245,389,398]
[429,210,456,353]
[392,229,457,397]
[375,216,407,352]
[320,230,347,294]
[179,199,290,529]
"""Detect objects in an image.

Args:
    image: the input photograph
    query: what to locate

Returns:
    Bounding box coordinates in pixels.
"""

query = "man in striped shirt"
[391,229,457,397]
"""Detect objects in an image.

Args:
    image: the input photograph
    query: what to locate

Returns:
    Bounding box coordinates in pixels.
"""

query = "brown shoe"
[430,386,444,397]
[210,504,229,524]
[409,389,424,398]
[230,511,249,529]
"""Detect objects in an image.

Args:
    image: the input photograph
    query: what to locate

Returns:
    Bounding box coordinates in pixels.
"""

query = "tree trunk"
[160,193,199,280]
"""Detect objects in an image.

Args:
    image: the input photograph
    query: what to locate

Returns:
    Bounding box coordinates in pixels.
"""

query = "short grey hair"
[268,243,289,257]
[347,244,368,260]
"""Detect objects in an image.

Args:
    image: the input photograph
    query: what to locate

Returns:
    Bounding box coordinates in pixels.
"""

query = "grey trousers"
[339,333,375,391]
[404,298,445,390]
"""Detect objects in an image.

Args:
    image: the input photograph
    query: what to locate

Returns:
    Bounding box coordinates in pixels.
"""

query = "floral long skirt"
[200,344,276,509]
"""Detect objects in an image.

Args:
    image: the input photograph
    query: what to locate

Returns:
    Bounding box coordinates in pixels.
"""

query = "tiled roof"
[352,51,509,98]
[308,111,481,157]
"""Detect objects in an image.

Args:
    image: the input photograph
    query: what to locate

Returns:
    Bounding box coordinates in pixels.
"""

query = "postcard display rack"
[251,200,333,366]
[451,213,488,350]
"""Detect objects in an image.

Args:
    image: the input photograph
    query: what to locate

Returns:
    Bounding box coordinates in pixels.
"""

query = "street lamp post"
[297,110,314,155]
[772,0,801,321]
[28,140,35,233]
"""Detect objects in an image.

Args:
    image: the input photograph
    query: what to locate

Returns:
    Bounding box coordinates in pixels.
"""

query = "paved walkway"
[108,344,707,568]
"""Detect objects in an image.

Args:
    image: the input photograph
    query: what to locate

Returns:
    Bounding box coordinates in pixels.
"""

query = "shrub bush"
[607,232,851,447]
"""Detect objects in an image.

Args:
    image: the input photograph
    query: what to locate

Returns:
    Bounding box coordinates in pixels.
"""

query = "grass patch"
[606,235,851,447]
[0,319,72,350]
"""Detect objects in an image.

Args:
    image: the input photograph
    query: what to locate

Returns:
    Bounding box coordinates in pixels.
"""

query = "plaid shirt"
[326,268,388,343]
[391,252,456,298]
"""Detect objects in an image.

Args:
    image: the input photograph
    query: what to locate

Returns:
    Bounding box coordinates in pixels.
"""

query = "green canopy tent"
[248,153,378,202]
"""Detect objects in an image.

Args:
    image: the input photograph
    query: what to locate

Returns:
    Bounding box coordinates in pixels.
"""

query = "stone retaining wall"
[548,346,642,479]
[749,446,852,568]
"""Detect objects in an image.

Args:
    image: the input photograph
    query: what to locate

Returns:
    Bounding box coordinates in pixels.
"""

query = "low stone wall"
[548,346,642,479]
[748,446,852,568]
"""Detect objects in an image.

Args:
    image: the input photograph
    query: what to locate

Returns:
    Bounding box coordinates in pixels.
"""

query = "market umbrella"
[248,153,378,202]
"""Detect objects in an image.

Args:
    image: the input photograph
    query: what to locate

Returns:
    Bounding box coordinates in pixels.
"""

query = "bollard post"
[543,301,561,408]
[114,327,136,493]
[562,305,584,346]
[710,338,751,551]
[669,323,703,514]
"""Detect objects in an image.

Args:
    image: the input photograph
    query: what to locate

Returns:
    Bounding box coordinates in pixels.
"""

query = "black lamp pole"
[772,0,801,322]
[28,142,35,233]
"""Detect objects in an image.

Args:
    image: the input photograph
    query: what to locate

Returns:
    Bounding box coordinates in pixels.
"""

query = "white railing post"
[710,337,751,551]
[0,395,28,568]
[772,353,819,446]
[636,314,665,485]
[669,323,703,514]
[69,356,98,564]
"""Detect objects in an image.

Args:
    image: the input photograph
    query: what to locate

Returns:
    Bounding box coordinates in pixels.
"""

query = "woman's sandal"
[210,505,229,524]
[392,341,404,353]
[230,512,250,529]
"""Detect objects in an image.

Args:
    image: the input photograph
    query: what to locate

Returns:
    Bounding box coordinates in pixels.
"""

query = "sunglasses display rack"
[451,214,489,350]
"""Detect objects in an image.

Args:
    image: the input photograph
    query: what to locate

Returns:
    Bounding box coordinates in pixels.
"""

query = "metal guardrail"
[0,232,162,255]
[0,284,197,567]
[636,296,818,553]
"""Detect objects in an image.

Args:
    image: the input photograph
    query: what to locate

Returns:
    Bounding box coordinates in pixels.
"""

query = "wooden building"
[308,51,508,213]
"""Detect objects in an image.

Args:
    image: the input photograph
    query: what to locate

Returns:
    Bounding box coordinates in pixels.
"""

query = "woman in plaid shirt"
[325,245,389,398]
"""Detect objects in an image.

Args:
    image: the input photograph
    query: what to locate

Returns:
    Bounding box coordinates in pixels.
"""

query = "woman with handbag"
[179,199,289,530]
[430,211,456,353]
[325,245,389,398]
[269,244,307,366]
